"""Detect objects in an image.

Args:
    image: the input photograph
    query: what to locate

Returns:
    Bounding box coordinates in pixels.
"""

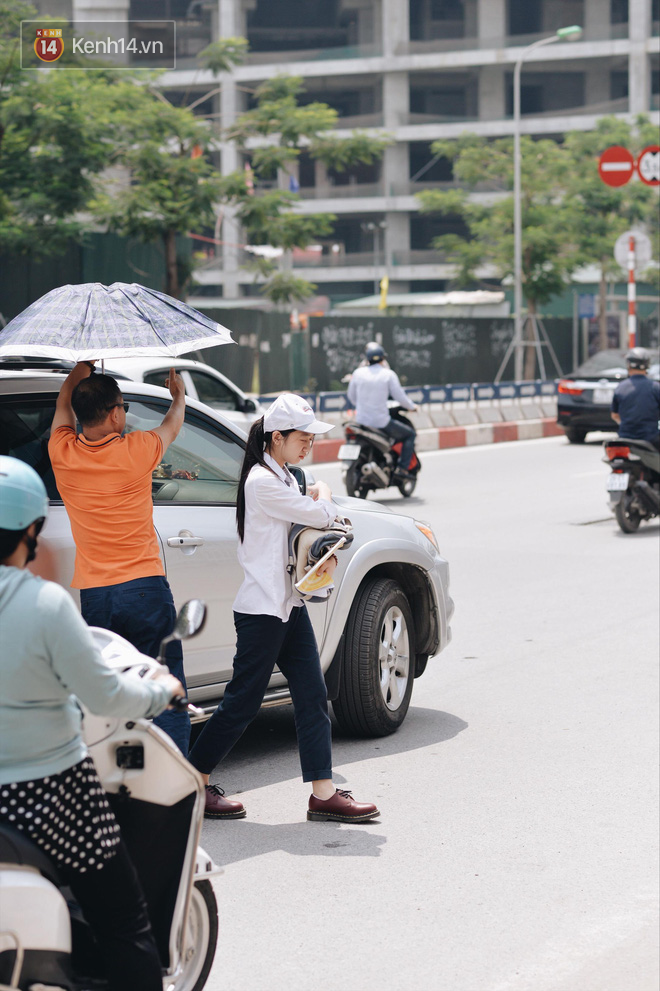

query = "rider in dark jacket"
[611,348,660,449]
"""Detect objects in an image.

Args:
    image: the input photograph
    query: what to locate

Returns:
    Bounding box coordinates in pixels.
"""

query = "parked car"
[556,348,660,443]
[0,369,453,738]
[0,356,263,430]
[103,357,264,429]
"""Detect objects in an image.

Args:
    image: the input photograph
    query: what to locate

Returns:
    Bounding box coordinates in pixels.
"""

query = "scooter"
[339,403,421,499]
[0,600,221,991]
[603,436,660,533]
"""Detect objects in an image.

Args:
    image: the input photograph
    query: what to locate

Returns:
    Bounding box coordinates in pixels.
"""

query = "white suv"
[0,370,453,738]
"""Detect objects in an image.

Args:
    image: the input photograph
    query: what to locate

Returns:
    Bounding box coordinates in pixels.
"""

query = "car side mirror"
[287,464,307,495]
[157,599,206,661]
[240,398,257,413]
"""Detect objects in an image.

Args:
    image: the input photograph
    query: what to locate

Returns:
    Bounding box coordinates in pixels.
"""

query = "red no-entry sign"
[598,145,635,187]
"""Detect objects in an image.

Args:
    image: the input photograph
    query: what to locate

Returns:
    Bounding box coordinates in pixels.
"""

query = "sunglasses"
[107,402,130,412]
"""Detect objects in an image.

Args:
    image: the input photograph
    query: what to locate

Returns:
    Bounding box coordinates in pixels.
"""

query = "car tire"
[565,425,587,444]
[172,879,218,991]
[615,492,642,533]
[333,578,415,737]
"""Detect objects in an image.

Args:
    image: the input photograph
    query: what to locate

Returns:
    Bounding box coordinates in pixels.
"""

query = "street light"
[361,220,387,296]
[512,24,582,381]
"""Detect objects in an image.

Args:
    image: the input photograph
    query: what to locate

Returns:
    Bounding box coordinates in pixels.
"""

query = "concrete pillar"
[629,0,652,113]
[585,64,610,109]
[384,211,410,289]
[314,159,331,197]
[479,65,506,119]
[218,0,246,298]
[477,0,506,44]
[584,0,611,41]
[382,0,409,57]
[464,0,478,38]
[72,0,130,63]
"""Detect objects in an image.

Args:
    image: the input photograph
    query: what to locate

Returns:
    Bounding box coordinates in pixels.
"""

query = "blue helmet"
[365,341,386,364]
[0,456,49,531]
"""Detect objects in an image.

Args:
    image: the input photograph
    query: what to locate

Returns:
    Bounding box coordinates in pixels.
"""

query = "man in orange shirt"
[48,361,190,752]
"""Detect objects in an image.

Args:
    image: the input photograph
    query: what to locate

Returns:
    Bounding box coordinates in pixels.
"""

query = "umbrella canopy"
[0,282,234,361]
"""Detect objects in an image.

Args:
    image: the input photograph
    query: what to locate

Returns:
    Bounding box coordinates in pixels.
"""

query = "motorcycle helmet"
[365,341,386,364]
[625,347,650,370]
[0,456,49,531]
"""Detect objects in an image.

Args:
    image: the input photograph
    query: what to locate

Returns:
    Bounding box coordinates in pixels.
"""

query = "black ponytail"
[236,417,293,541]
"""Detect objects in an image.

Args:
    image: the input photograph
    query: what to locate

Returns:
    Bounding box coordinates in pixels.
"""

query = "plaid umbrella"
[0,282,234,360]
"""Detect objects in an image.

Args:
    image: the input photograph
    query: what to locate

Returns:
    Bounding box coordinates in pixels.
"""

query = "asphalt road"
[203,434,659,991]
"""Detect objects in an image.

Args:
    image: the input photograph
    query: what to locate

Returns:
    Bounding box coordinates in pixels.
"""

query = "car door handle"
[167,535,204,548]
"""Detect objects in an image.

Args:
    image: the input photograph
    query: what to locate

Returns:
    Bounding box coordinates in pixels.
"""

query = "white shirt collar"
[263,451,293,486]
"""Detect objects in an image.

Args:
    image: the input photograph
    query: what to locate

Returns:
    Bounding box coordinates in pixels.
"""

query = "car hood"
[332,495,394,515]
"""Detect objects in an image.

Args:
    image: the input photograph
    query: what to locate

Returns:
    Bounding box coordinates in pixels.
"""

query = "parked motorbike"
[339,403,421,499]
[603,437,660,533]
[0,600,221,991]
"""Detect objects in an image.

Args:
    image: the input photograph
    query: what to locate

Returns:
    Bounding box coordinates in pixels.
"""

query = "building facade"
[56,1,660,302]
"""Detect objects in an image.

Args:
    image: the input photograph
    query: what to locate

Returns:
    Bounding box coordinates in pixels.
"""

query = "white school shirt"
[233,453,336,622]
[346,364,415,429]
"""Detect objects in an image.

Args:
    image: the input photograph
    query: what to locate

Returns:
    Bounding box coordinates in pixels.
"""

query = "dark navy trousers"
[385,417,416,470]
[80,576,190,754]
[188,606,332,782]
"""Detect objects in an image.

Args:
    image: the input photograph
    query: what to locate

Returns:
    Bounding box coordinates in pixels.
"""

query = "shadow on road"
[203,817,388,865]
[204,705,467,794]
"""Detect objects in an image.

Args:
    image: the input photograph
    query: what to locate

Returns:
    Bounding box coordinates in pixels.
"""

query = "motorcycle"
[339,403,421,499]
[603,436,660,533]
[0,600,221,991]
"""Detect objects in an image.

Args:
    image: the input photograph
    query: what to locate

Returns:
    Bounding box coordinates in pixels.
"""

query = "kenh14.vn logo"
[34,28,63,62]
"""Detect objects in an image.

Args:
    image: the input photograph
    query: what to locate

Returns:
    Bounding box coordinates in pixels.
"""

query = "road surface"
[202,435,659,991]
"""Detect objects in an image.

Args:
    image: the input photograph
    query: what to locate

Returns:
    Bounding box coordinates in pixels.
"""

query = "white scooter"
[0,600,221,991]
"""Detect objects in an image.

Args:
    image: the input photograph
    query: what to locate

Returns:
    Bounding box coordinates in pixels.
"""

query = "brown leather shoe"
[307,788,380,823]
[204,784,246,819]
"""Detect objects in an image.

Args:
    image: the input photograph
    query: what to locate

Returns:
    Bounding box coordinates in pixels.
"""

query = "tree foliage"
[417,119,658,371]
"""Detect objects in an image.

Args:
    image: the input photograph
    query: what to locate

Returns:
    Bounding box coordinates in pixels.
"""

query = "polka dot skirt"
[0,756,120,874]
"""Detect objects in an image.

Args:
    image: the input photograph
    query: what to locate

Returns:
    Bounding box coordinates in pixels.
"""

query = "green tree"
[563,115,659,349]
[94,63,389,301]
[417,120,658,376]
[0,1,117,255]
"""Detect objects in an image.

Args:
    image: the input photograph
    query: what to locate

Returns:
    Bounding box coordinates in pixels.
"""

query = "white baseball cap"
[263,394,333,434]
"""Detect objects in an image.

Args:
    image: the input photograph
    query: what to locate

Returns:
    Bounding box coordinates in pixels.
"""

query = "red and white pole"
[627,234,636,348]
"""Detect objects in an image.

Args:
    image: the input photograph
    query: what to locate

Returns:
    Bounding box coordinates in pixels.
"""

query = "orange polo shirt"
[48,426,165,589]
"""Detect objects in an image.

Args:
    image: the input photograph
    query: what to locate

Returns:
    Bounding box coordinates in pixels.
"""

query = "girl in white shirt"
[188,394,379,823]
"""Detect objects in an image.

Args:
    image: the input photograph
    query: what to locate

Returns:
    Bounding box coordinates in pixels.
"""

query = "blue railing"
[259,381,557,412]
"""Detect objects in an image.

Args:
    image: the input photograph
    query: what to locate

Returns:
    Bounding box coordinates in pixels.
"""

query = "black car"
[556,349,660,444]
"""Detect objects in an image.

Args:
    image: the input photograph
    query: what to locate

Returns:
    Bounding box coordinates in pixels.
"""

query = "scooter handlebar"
[170,695,205,717]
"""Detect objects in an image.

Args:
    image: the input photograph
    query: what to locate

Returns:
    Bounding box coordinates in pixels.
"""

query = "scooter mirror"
[172,599,207,640]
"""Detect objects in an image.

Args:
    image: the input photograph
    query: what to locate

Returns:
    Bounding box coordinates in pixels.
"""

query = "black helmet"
[365,341,385,364]
[626,347,650,370]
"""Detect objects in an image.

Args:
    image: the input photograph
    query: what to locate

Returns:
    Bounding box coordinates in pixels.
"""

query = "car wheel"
[615,492,642,533]
[333,578,415,737]
[565,425,587,444]
[172,880,218,991]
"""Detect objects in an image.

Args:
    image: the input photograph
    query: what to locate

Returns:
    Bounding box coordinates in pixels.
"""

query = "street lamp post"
[512,25,582,381]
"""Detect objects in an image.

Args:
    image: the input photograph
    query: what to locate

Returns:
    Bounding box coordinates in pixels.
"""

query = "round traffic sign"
[598,145,634,187]
[614,230,653,272]
[637,146,660,186]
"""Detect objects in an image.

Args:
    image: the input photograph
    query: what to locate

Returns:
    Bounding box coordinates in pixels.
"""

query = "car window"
[0,397,60,499]
[123,397,244,505]
[143,370,176,391]
[187,371,238,410]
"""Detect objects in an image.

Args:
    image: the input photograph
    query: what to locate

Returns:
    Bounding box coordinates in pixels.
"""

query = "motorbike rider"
[0,456,185,991]
[611,348,660,450]
[347,342,418,479]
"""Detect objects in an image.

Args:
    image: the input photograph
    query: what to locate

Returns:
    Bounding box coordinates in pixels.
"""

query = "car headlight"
[415,520,439,550]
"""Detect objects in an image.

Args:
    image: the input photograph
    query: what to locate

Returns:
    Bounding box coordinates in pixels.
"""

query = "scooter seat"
[617,436,659,453]
[0,823,62,886]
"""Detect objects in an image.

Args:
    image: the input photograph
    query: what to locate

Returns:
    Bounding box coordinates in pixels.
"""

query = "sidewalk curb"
[310,417,565,464]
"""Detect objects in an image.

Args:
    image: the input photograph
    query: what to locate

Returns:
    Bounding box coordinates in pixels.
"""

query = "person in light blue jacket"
[0,456,184,991]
